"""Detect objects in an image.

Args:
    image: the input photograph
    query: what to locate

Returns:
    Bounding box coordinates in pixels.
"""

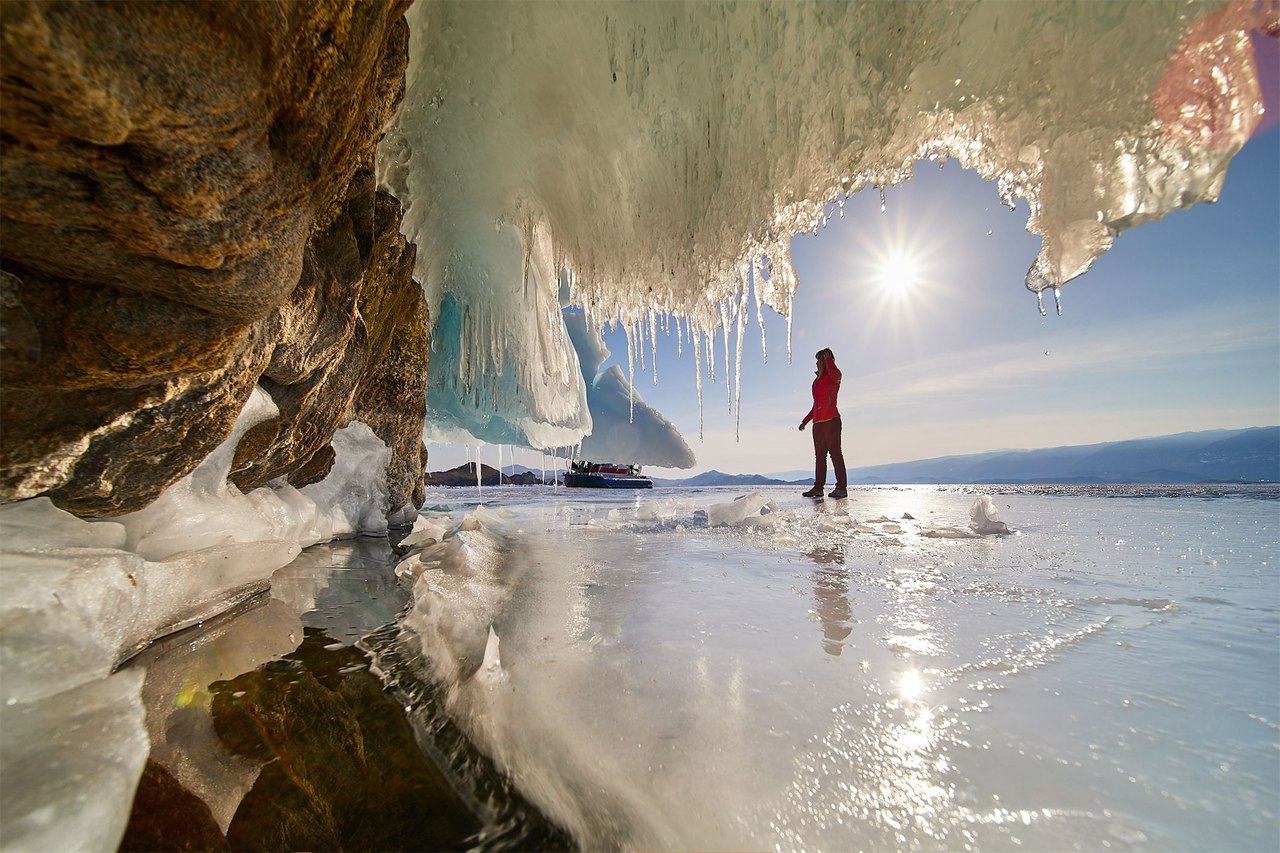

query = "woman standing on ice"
[799,348,848,499]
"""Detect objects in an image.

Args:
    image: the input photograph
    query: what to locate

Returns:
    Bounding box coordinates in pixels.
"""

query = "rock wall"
[0,0,426,518]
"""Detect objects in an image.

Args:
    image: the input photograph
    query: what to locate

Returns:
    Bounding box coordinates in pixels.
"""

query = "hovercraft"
[564,460,653,489]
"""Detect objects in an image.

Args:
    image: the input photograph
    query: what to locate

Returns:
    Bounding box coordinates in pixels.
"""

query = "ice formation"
[564,310,696,468]
[969,494,1012,535]
[379,1,1273,448]
[0,387,400,852]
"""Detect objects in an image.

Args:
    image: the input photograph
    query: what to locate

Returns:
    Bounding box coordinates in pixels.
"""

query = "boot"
[801,486,824,498]
[828,487,848,499]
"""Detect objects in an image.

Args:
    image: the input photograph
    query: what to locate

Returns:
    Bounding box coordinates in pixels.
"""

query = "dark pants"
[812,418,847,489]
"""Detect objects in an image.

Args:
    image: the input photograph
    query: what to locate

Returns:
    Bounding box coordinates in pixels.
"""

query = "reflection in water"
[804,546,854,656]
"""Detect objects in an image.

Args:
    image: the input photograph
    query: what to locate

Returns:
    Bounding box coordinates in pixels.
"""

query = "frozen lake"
[376,483,1279,852]
[122,483,1278,851]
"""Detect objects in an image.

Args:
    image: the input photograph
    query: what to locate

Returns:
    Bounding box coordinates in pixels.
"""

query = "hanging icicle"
[693,325,704,441]
[734,272,749,441]
[649,309,659,384]
[786,289,794,364]
[626,318,636,423]
[719,296,732,412]
[751,261,767,363]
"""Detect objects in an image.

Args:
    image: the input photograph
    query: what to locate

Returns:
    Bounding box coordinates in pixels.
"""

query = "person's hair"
[815,348,834,362]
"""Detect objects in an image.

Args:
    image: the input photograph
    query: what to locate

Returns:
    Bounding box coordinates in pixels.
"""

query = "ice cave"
[0,1,1275,850]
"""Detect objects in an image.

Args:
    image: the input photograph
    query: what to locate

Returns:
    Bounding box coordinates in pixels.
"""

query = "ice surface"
[393,484,1280,851]
[380,2,1273,448]
[0,669,147,853]
[131,599,303,832]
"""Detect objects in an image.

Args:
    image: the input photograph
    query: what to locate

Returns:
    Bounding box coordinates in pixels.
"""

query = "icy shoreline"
[0,387,398,852]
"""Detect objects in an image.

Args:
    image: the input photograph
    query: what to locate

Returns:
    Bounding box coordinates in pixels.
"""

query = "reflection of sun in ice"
[898,667,925,701]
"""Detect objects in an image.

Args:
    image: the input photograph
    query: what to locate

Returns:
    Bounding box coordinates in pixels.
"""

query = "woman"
[798,348,848,499]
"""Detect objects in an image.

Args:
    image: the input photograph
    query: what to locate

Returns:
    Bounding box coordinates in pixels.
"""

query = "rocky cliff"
[0,0,426,518]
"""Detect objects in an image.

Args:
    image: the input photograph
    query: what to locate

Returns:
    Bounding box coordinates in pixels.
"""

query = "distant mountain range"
[427,427,1278,488]
[424,462,542,486]
[659,426,1280,486]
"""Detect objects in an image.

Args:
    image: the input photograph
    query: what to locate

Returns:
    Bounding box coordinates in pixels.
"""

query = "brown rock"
[353,189,429,512]
[0,1,417,516]
[119,760,229,853]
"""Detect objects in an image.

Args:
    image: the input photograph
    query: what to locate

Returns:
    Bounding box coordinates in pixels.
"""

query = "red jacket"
[801,362,841,426]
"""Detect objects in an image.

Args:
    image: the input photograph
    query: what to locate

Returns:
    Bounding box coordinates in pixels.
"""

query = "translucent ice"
[380,2,1273,447]
[120,390,393,560]
[969,494,1012,535]
[707,491,787,528]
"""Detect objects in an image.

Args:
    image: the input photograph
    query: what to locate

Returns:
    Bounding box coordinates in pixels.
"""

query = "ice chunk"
[0,496,126,551]
[399,514,452,548]
[969,495,1012,535]
[707,491,783,528]
[477,625,508,687]
[0,670,148,853]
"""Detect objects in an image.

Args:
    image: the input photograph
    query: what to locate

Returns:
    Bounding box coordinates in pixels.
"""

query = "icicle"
[476,443,483,495]
[626,321,636,423]
[706,322,716,385]
[878,185,886,214]
[649,309,659,384]
[676,314,684,357]
[751,261,767,363]
[785,290,794,363]
[734,274,748,441]
[693,326,704,441]
[719,297,731,412]
[1036,290,1047,317]
[636,318,646,373]
[1052,286,1063,316]
[497,443,504,485]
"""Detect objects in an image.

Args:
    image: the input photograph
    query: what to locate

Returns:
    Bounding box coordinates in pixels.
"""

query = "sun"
[876,249,919,296]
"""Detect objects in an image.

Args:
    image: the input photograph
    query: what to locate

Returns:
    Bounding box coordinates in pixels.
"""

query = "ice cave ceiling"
[379,0,1273,450]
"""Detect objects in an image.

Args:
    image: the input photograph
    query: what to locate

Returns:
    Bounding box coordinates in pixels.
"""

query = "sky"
[428,91,1279,479]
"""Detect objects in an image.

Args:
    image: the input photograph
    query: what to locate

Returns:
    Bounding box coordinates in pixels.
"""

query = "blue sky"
[429,122,1279,478]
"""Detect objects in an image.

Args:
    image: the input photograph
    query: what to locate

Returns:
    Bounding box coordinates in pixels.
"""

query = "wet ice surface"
[396,484,1279,852]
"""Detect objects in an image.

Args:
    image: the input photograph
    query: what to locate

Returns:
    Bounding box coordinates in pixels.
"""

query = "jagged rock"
[0,1,419,517]
[353,189,429,511]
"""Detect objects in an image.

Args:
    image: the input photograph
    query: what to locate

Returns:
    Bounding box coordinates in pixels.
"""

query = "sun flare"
[876,250,919,296]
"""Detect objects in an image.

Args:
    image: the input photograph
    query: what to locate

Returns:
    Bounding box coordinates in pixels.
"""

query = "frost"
[380,2,1272,449]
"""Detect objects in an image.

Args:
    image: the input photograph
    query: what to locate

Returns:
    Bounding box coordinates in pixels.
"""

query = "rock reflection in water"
[119,537,510,851]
